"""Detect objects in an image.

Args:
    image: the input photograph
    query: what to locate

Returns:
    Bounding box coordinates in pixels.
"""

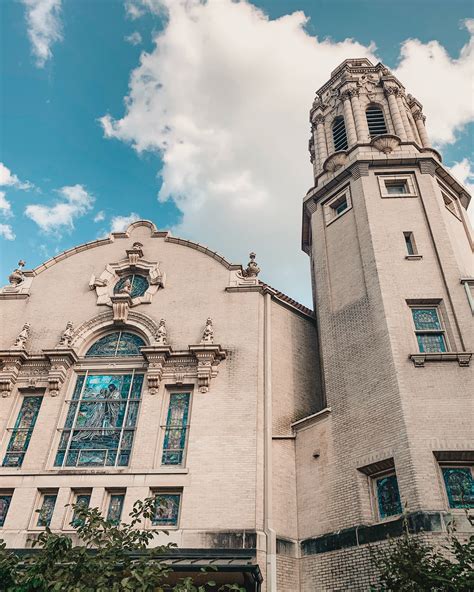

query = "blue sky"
[1,0,473,306]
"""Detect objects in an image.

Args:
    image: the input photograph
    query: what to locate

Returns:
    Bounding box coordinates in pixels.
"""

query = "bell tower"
[298,59,473,590]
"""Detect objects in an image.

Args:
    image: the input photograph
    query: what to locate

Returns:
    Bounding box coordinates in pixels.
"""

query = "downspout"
[264,292,277,591]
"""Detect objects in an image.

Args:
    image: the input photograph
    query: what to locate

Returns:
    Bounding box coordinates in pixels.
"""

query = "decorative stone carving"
[200,318,214,344]
[0,351,28,397]
[313,114,325,126]
[8,260,26,286]
[323,152,348,173]
[141,346,172,395]
[126,242,144,266]
[57,321,74,348]
[371,134,401,155]
[243,253,260,278]
[110,293,133,324]
[189,344,226,393]
[12,323,31,349]
[155,319,168,345]
[44,349,78,397]
[308,136,315,163]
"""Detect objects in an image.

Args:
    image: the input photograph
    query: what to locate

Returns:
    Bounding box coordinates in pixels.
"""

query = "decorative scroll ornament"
[57,321,74,348]
[8,260,25,286]
[141,346,172,395]
[12,323,31,349]
[243,253,260,278]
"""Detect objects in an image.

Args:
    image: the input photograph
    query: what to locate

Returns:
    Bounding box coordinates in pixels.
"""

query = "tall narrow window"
[55,372,143,468]
[403,232,417,256]
[3,396,43,467]
[151,492,181,527]
[366,105,388,137]
[0,493,13,527]
[162,393,191,466]
[442,467,474,509]
[37,493,57,527]
[411,307,447,353]
[71,492,91,527]
[374,473,402,519]
[332,116,348,151]
[107,493,125,524]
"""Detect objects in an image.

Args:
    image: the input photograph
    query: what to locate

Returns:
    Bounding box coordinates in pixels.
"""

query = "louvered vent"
[366,105,388,137]
[332,117,348,151]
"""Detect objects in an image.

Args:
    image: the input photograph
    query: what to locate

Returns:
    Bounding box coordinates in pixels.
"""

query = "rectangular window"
[162,392,191,466]
[411,307,447,353]
[55,372,143,468]
[442,467,474,509]
[106,493,125,524]
[403,232,417,256]
[385,180,408,195]
[3,396,43,467]
[378,173,417,198]
[0,493,13,527]
[374,473,402,519]
[71,492,91,528]
[324,186,352,225]
[442,193,458,217]
[37,492,58,528]
[151,492,181,527]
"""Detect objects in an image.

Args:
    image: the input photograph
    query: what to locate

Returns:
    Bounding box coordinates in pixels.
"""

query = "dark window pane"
[107,494,125,524]
[2,396,42,467]
[37,494,57,527]
[442,468,474,509]
[0,495,12,527]
[152,494,181,527]
[376,474,402,519]
[412,308,442,331]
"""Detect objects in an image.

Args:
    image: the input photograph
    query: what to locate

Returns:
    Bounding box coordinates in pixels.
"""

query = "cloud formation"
[25,184,94,233]
[110,212,141,232]
[0,224,15,241]
[0,192,13,218]
[125,31,143,46]
[22,0,63,67]
[0,162,32,190]
[102,0,474,304]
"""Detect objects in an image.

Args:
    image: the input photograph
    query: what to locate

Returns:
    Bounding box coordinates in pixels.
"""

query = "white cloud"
[25,184,94,233]
[110,212,141,233]
[124,0,162,19]
[0,162,32,190]
[449,158,474,226]
[0,191,13,218]
[94,210,105,222]
[22,0,63,68]
[102,0,474,305]
[125,31,143,46]
[0,224,15,241]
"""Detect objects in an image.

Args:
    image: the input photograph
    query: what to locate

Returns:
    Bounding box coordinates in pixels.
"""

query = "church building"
[0,59,473,591]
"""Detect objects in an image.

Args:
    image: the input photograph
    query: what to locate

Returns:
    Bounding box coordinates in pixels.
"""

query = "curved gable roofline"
[28,219,241,276]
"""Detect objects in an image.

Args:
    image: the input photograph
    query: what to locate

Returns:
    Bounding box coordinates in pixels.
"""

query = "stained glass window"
[162,393,190,466]
[442,468,474,509]
[0,494,12,527]
[54,373,143,468]
[411,308,447,353]
[85,332,145,357]
[3,396,43,467]
[107,494,125,524]
[376,474,402,519]
[114,275,149,298]
[37,494,57,527]
[71,493,91,527]
[151,493,181,527]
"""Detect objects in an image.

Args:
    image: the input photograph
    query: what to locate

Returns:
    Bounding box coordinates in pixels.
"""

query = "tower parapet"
[308,58,436,179]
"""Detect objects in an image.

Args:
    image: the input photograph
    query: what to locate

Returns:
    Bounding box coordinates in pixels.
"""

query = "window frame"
[324,186,352,226]
[2,393,43,468]
[371,470,403,522]
[0,490,13,528]
[149,489,183,530]
[377,173,417,198]
[64,489,92,530]
[410,305,449,354]
[331,116,348,152]
[105,489,126,524]
[366,104,388,137]
[160,390,193,467]
[29,489,59,530]
[439,464,474,510]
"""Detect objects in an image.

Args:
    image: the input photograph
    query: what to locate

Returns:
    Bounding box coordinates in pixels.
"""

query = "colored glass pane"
[114,274,149,298]
[0,495,12,527]
[162,393,190,466]
[376,474,402,519]
[152,494,181,527]
[71,494,91,527]
[107,494,125,524]
[416,333,447,353]
[55,374,142,468]
[3,396,42,467]
[37,494,57,527]
[85,332,145,357]
[412,308,442,331]
[442,468,474,509]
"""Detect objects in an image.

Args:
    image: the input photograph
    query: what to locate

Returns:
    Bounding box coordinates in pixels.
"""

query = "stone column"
[413,110,430,147]
[385,86,407,140]
[341,92,357,146]
[314,115,328,171]
[397,94,414,141]
[349,89,369,143]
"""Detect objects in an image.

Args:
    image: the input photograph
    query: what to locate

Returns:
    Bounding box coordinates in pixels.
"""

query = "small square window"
[0,492,13,527]
[324,187,352,225]
[378,174,417,198]
[442,467,474,509]
[385,180,408,195]
[411,307,447,353]
[374,473,402,519]
[151,492,181,528]
[37,492,58,528]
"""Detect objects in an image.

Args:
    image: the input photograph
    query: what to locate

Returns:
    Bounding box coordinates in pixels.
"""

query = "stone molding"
[43,349,79,397]
[0,350,28,397]
[410,352,472,367]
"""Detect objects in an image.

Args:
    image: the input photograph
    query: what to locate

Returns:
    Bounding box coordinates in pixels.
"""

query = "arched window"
[114,274,149,298]
[85,331,145,357]
[332,116,348,151]
[366,105,388,137]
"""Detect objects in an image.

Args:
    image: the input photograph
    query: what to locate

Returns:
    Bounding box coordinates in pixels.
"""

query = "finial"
[200,317,214,344]
[244,252,260,278]
[12,322,31,349]
[156,318,168,345]
[57,321,74,348]
[8,260,26,287]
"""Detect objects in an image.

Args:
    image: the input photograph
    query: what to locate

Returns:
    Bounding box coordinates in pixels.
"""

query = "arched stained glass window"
[366,105,388,137]
[332,116,348,151]
[85,332,145,357]
[114,274,149,298]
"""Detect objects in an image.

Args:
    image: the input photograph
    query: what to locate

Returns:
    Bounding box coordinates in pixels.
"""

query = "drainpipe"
[264,292,277,591]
